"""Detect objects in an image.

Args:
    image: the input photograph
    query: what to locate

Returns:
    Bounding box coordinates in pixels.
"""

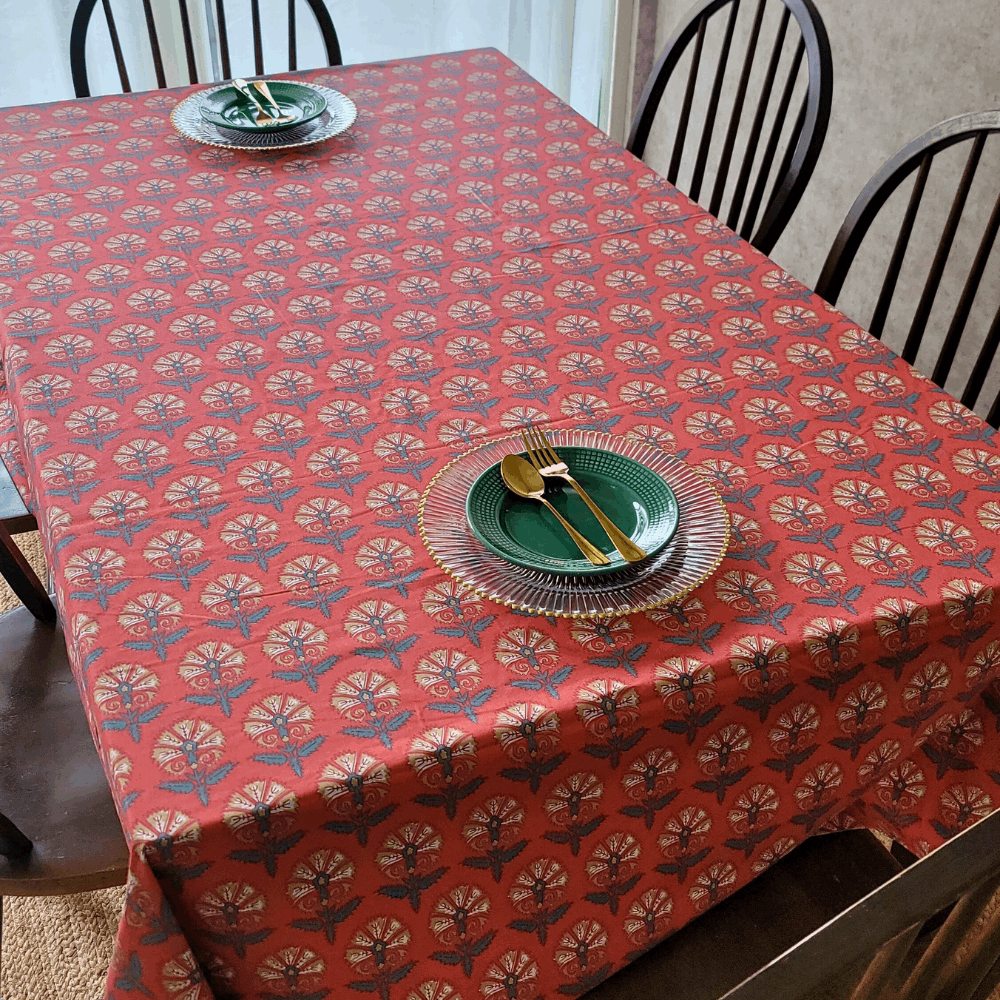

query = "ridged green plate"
[466,446,679,576]
[199,81,327,133]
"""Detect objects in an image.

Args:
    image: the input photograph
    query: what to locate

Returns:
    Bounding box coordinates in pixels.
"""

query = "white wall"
[1,0,79,105]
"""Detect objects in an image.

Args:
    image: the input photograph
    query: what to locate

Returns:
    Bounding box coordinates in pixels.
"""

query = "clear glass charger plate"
[170,80,356,150]
[420,428,731,619]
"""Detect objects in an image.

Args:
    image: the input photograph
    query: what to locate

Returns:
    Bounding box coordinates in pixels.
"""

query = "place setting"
[170,75,356,150]
[420,424,731,619]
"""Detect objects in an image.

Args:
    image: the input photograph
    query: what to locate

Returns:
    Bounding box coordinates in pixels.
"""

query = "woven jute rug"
[0,532,125,1000]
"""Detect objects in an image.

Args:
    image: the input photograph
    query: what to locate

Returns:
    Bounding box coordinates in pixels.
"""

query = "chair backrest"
[69,0,343,98]
[722,807,1000,1000]
[627,0,832,255]
[815,110,1000,426]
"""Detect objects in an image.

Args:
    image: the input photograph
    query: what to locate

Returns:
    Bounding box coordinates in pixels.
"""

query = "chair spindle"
[140,0,167,89]
[710,0,767,219]
[689,0,741,203]
[847,924,923,1000]
[215,0,231,80]
[669,15,708,184]
[726,6,790,231]
[100,0,132,92]
[867,153,933,339]
[764,92,807,226]
[177,0,199,84]
[974,304,1000,426]
[740,34,803,240]
[289,0,297,70]
[901,133,987,364]
[969,953,1000,1000]
[251,0,264,75]
[895,871,1000,999]
[935,183,1000,388]
[942,899,1000,1000]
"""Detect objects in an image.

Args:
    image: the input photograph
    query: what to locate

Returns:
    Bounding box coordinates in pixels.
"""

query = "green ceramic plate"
[466,447,680,576]
[199,81,327,133]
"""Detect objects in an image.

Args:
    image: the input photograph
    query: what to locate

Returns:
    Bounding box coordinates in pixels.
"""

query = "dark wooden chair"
[69,0,343,98]
[0,459,53,622]
[815,110,1000,426]
[0,606,130,971]
[627,0,833,255]
[589,808,1000,1000]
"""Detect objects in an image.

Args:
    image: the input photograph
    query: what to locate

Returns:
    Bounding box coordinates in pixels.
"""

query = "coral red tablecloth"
[1,48,999,1000]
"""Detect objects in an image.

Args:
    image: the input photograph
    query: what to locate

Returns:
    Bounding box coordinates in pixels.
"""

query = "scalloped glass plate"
[466,446,679,575]
[170,81,356,150]
[421,429,730,618]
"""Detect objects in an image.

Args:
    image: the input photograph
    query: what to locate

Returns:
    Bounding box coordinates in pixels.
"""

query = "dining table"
[0,45,999,1000]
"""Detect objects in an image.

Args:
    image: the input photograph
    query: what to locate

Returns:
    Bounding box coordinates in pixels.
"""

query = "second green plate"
[466,446,680,576]
[199,81,327,133]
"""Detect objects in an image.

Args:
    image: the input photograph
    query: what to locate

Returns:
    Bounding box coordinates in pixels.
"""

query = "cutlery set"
[231,78,297,125]
[519,426,649,563]
[500,453,612,566]
[500,428,648,567]
[198,77,329,133]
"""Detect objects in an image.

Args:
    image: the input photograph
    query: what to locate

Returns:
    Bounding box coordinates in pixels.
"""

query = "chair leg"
[896,872,1000,999]
[0,522,56,622]
[968,951,1000,1000]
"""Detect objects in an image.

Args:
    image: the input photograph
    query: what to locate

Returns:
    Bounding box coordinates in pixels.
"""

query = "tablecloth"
[0,47,998,1000]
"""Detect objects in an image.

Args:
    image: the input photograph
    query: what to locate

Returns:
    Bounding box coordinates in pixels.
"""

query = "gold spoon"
[500,454,611,566]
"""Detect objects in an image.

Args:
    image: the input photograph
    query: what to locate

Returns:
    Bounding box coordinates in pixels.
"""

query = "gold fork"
[232,78,296,125]
[253,80,296,122]
[520,425,648,562]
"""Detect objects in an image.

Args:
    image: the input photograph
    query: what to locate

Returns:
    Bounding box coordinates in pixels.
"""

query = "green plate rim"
[199,80,328,133]
[465,447,680,576]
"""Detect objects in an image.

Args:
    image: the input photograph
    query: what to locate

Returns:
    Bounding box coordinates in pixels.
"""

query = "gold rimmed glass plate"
[170,80,356,150]
[420,428,730,618]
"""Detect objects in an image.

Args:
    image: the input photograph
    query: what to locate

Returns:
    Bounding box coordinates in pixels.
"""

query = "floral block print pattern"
[0,48,998,1000]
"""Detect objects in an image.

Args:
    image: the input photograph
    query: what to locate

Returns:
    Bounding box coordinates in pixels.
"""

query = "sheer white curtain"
[1,0,618,130]
[217,0,615,124]
[506,0,614,125]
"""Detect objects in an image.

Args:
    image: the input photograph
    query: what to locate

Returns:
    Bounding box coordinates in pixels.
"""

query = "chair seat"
[0,606,129,896]
[586,829,902,1000]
